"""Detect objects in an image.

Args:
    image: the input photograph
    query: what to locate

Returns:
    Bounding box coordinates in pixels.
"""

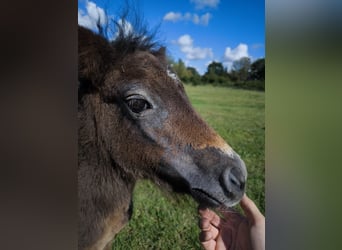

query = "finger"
[199,229,213,242]
[201,239,216,250]
[199,218,211,231]
[198,208,221,228]
[240,194,264,222]
[210,225,219,240]
[199,218,220,240]
[198,207,214,218]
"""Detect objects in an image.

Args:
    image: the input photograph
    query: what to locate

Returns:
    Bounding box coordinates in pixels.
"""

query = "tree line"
[169,57,265,91]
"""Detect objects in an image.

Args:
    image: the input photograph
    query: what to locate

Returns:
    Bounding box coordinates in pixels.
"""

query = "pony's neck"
[78,97,136,249]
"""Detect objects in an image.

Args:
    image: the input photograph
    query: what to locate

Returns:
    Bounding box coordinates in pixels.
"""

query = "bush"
[234,80,264,91]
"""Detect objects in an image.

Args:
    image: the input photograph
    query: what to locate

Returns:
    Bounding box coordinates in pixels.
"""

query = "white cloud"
[176,34,213,60]
[78,10,95,30]
[200,13,211,25]
[78,0,107,31]
[178,34,193,47]
[163,12,183,22]
[224,43,249,62]
[184,12,192,20]
[192,14,200,24]
[190,0,220,9]
[163,12,212,26]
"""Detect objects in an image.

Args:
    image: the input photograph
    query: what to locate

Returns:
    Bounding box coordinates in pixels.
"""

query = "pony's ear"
[153,47,167,64]
[78,26,113,87]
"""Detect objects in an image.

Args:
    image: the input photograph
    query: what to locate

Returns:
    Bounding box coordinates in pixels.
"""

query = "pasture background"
[112,85,264,249]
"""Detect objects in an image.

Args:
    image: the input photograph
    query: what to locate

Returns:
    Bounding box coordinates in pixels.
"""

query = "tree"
[187,66,200,78]
[186,66,201,85]
[207,61,225,76]
[249,58,265,81]
[171,59,190,82]
[202,61,232,85]
[231,57,251,82]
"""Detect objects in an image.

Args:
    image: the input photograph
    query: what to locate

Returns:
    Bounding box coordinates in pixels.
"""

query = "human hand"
[198,194,265,250]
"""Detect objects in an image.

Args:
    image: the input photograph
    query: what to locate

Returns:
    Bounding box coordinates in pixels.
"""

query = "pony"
[78,18,247,250]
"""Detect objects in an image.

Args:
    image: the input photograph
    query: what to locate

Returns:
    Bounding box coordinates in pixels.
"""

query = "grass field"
[112,85,264,249]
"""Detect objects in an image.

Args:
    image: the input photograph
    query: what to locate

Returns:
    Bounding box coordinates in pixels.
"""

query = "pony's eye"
[126,98,151,113]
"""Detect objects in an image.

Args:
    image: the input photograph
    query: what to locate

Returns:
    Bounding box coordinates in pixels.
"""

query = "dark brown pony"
[78,21,247,250]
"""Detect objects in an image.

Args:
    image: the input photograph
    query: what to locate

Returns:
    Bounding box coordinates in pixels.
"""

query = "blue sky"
[78,0,264,75]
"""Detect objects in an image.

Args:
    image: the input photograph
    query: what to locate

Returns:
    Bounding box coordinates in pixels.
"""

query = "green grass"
[112,85,264,249]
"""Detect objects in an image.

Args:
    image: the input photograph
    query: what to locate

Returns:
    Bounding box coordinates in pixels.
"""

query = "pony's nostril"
[229,170,245,191]
[229,173,239,187]
[221,167,246,195]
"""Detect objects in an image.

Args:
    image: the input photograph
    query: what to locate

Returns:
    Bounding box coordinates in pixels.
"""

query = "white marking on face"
[167,68,180,82]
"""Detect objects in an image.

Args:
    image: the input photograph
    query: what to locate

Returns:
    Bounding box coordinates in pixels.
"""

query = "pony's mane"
[97,8,161,57]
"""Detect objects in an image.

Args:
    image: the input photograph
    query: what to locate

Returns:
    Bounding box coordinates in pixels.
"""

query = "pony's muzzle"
[220,158,247,199]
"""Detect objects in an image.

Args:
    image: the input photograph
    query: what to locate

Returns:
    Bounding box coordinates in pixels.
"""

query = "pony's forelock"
[96,5,161,58]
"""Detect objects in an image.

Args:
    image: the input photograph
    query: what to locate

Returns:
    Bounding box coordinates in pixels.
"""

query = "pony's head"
[78,23,247,208]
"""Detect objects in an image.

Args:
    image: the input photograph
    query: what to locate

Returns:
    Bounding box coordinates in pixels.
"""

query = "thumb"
[240,194,264,223]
